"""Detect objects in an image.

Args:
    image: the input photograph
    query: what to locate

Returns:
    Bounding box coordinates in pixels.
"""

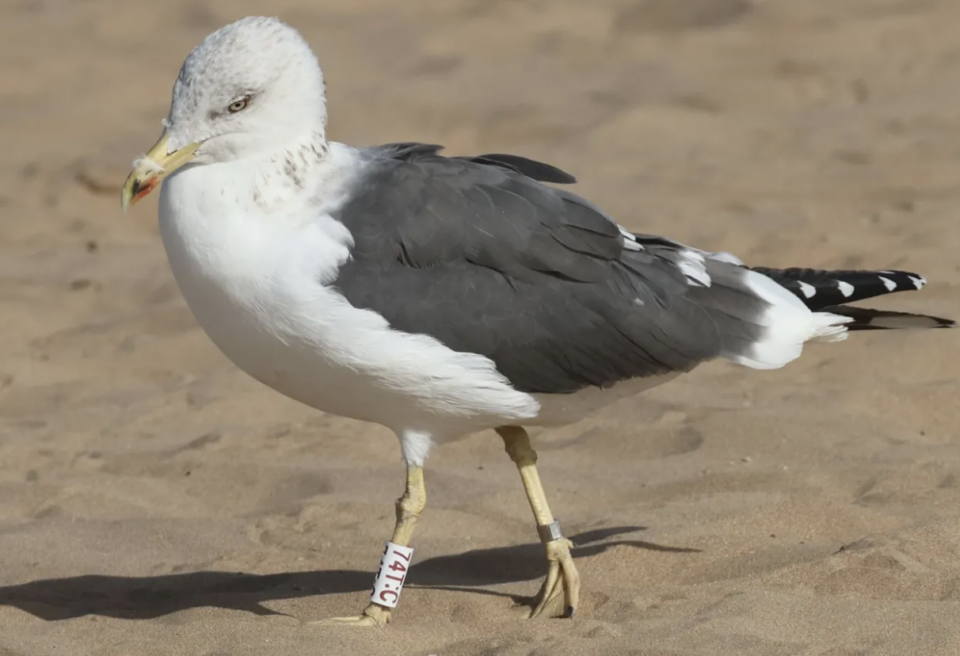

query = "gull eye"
[227,96,250,113]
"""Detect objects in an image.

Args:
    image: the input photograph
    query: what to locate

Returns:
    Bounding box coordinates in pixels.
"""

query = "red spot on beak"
[131,176,159,203]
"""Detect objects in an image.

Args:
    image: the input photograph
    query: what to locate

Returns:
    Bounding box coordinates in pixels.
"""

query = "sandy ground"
[2,0,960,654]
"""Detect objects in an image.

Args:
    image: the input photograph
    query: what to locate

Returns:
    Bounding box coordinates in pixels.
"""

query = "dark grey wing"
[330,144,723,394]
[377,141,577,184]
[456,153,577,184]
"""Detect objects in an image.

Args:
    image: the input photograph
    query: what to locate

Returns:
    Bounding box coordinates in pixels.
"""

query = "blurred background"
[1,1,959,655]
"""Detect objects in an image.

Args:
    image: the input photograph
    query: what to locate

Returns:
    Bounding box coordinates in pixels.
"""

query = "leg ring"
[537,519,563,543]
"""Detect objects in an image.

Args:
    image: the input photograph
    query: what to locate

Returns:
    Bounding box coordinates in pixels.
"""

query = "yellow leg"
[497,426,580,619]
[311,465,426,627]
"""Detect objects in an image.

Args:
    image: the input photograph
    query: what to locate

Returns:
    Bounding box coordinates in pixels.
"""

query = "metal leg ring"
[537,519,563,543]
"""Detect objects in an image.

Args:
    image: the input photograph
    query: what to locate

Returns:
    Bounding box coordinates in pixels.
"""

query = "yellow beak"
[121,133,200,212]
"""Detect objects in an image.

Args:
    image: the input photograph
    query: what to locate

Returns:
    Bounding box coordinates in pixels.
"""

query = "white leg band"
[370,541,414,608]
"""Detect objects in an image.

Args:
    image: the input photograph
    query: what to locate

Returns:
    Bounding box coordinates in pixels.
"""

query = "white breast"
[156,145,540,442]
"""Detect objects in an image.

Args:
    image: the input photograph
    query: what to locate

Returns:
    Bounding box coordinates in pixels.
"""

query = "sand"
[1,0,960,654]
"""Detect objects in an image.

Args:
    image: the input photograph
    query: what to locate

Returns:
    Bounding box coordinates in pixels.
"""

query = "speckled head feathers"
[163,17,328,163]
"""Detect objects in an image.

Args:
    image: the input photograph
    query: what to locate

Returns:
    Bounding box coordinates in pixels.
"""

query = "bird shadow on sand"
[0,525,698,621]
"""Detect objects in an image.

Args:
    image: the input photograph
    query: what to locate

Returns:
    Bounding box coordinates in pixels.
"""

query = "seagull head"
[122,16,328,211]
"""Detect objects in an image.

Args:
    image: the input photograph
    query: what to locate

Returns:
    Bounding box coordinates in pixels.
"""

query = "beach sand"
[2,0,960,654]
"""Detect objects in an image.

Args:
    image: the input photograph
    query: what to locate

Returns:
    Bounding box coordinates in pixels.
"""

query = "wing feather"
[331,143,722,394]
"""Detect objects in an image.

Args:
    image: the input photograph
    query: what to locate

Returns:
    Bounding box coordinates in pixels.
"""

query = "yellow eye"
[227,97,250,113]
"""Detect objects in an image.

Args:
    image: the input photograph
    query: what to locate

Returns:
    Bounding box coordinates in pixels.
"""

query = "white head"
[122,17,328,209]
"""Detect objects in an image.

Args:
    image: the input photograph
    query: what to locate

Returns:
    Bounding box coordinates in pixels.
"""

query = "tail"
[684,261,852,370]
[630,235,954,372]
[750,267,956,331]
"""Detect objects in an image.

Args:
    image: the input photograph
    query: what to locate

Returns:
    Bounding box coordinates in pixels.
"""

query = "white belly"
[155,157,683,448]
[165,242,680,436]
[157,166,541,439]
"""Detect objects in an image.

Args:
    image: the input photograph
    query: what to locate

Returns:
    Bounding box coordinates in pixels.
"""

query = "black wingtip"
[750,267,933,311]
[825,306,957,330]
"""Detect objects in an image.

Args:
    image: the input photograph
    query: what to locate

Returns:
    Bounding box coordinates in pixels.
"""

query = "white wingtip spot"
[797,281,816,298]
[878,276,897,292]
[837,280,855,298]
[909,275,925,290]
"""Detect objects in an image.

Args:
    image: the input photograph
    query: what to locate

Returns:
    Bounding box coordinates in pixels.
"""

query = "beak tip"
[121,133,195,214]
[120,173,153,213]
[120,175,136,213]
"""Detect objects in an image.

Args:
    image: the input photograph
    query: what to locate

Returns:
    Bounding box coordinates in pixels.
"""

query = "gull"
[121,16,955,626]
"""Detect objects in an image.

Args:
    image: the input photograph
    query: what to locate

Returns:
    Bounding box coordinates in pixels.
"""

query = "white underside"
[157,140,849,466]
[159,143,684,465]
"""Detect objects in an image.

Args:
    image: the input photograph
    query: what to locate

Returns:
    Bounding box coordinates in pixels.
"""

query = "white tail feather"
[725,269,852,369]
